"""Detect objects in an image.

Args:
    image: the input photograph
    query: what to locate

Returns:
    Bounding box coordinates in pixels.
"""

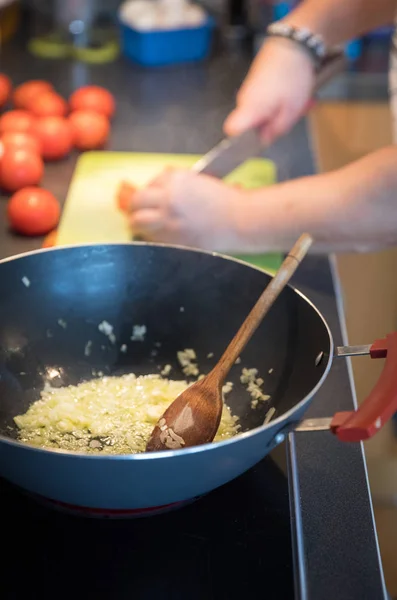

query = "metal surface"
[315,345,372,367]
[192,127,263,178]
[337,344,371,357]
[0,38,387,600]
[295,417,334,432]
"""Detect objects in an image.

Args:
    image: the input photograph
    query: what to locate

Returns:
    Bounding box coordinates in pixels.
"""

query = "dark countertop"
[0,41,388,599]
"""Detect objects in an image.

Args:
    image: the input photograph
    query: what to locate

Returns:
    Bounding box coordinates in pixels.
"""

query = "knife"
[191,50,346,179]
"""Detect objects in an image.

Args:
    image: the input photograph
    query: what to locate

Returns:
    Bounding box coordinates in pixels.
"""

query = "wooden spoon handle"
[213,233,313,378]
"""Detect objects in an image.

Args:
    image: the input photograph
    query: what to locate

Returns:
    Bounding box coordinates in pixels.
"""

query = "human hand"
[126,168,246,251]
[224,38,315,143]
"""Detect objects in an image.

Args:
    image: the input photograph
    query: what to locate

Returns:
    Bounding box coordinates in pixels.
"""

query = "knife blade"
[192,50,346,179]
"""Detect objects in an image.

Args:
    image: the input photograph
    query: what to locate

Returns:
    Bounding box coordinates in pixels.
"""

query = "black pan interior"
[0,244,331,440]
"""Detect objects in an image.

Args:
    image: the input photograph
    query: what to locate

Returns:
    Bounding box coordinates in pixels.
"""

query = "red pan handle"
[331,332,397,442]
[370,337,389,359]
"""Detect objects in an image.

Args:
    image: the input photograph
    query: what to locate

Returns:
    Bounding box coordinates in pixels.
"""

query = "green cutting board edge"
[57,151,282,274]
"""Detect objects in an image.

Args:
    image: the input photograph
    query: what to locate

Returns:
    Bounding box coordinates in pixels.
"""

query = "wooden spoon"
[145,233,313,452]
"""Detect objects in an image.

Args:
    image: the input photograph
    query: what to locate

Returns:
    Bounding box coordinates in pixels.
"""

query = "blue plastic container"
[272,1,296,21]
[119,16,215,67]
[344,38,363,62]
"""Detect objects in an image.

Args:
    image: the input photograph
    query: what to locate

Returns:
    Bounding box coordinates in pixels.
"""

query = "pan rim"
[0,241,334,459]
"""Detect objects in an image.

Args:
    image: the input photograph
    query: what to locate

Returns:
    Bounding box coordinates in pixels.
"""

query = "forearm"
[282,0,397,46]
[234,146,397,253]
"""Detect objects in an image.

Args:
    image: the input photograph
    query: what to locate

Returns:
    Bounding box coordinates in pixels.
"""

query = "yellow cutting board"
[57,151,282,273]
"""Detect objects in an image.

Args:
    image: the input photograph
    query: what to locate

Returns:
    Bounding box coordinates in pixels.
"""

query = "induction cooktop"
[0,443,294,599]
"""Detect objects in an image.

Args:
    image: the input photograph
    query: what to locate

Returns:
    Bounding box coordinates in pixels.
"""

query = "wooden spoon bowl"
[146,233,313,452]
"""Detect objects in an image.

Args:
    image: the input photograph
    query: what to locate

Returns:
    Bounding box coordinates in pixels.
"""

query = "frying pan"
[0,243,395,514]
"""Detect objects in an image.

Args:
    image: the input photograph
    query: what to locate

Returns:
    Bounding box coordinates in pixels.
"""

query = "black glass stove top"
[0,444,294,600]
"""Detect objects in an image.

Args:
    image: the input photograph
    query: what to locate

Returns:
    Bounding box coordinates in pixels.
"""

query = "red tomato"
[0,110,36,135]
[0,148,43,192]
[69,86,115,119]
[42,229,58,247]
[13,80,53,110]
[0,74,12,109]
[69,110,110,150]
[1,131,41,155]
[7,187,60,236]
[34,116,72,161]
[28,92,68,118]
